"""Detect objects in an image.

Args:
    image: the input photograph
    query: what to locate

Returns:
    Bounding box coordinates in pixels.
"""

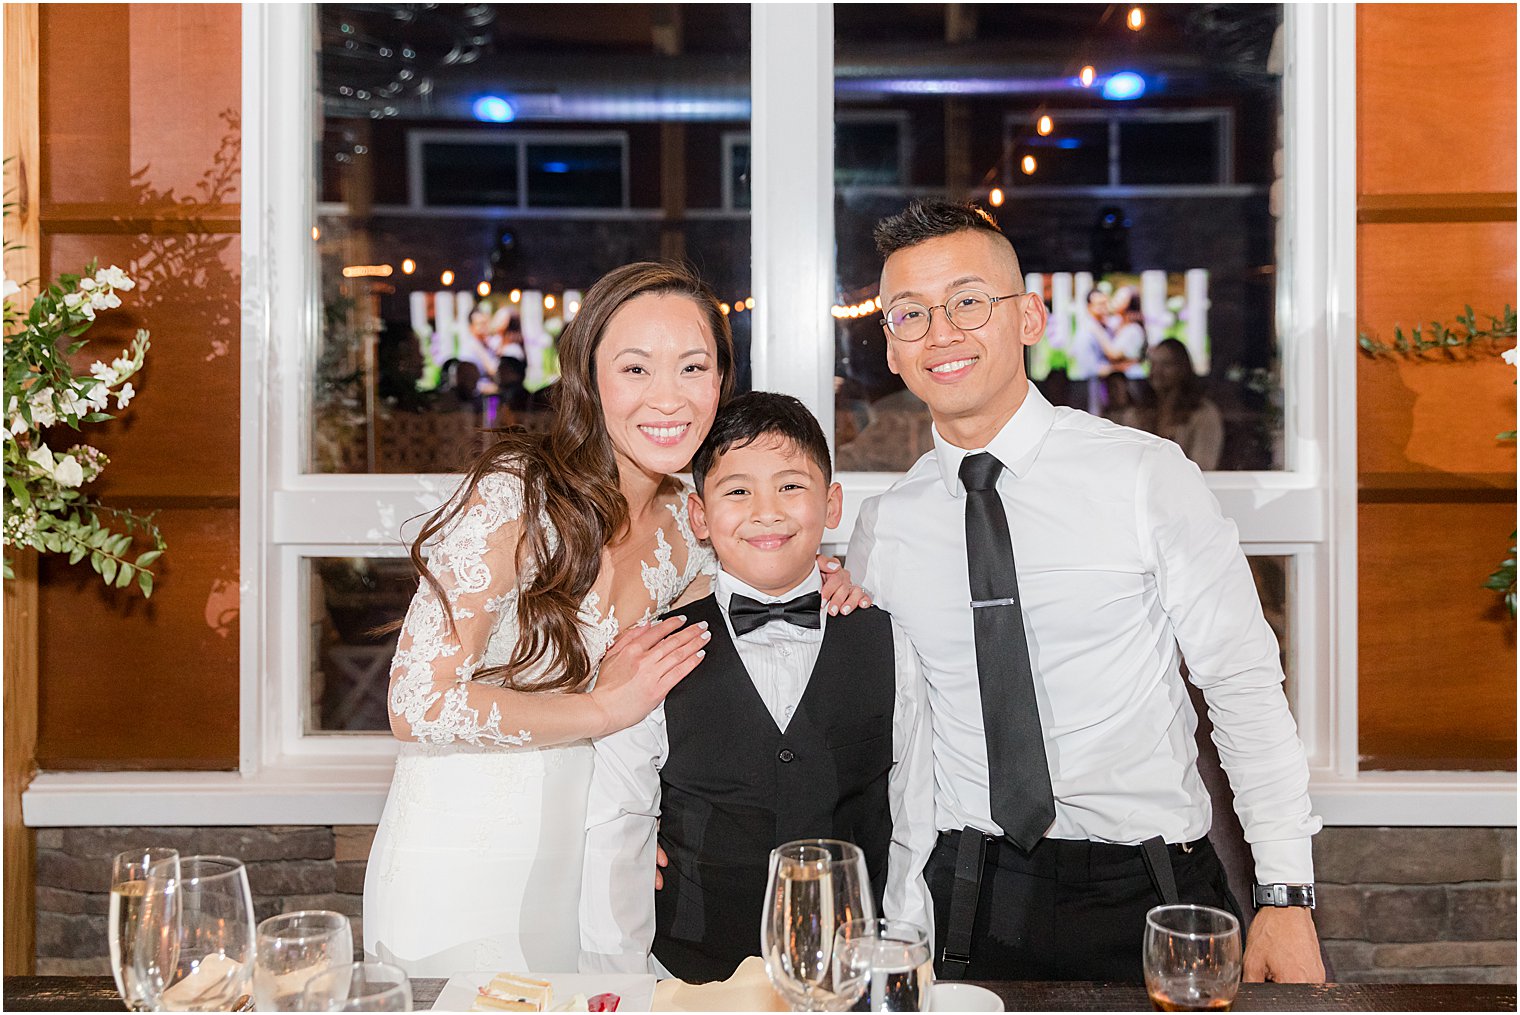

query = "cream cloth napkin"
[651,956,788,1012]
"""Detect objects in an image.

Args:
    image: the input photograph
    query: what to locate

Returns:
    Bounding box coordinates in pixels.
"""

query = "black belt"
[937,828,1202,979]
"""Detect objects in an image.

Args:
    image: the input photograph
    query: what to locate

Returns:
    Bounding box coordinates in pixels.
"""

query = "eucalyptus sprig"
[3,261,165,595]
[1358,304,1516,359]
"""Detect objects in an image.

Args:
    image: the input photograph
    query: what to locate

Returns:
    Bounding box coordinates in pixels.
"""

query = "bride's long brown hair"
[410,262,734,693]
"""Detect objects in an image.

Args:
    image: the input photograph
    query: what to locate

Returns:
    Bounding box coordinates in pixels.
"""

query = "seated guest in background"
[1137,338,1225,472]
[581,392,935,982]
[852,200,1322,983]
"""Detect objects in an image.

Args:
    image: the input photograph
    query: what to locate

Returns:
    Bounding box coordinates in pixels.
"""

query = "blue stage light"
[1101,72,1146,101]
[472,96,516,123]
[541,161,570,173]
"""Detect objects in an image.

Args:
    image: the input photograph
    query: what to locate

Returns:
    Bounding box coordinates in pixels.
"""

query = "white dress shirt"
[580,569,938,974]
[848,381,1321,886]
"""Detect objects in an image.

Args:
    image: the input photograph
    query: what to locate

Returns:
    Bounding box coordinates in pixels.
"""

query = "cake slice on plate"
[471,972,554,1012]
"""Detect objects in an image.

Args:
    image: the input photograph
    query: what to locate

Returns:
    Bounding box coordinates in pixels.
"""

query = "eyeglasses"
[880,289,1025,343]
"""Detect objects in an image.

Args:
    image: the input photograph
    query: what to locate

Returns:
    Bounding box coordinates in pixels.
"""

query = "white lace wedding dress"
[364,470,712,976]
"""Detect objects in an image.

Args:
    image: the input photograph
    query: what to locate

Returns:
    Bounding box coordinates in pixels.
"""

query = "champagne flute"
[761,839,874,1012]
[110,848,180,1012]
[832,919,932,1012]
[301,961,412,1012]
[255,910,354,1011]
[1143,904,1242,1012]
[132,855,257,1012]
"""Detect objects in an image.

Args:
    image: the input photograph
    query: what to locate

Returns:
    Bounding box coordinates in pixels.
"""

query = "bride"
[364,262,859,975]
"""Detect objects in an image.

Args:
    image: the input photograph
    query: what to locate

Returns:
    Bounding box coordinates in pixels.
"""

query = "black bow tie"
[727,591,823,637]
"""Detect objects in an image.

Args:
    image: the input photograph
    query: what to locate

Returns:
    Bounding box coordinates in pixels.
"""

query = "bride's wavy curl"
[409,262,734,693]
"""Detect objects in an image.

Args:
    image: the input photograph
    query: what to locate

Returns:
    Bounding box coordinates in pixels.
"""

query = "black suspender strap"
[939,829,989,980]
[1140,835,1180,906]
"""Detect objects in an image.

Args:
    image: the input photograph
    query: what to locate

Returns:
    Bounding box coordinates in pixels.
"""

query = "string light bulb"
[719,302,731,315]
[1127,6,1145,31]
[1037,115,1053,136]
[745,297,755,309]
[509,289,522,303]
[477,281,491,297]
[1021,155,1037,176]
[1080,65,1096,88]
[440,269,455,286]
[989,187,1005,207]
[311,226,321,241]
[544,294,556,310]
[401,258,416,275]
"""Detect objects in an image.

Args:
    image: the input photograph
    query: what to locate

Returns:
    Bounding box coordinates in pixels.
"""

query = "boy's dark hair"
[874,199,1007,259]
[691,391,833,494]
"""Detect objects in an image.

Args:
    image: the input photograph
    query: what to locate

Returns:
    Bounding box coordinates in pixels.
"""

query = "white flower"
[63,291,83,309]
[85,383,110,411]
[58,389,90,419]
[78,277,97,291]
[53,454,85,488]
[115,383,135,410]
[111,355,135,376]
[1503,346,1518,367]
[27,391,58,429]
[26,444,55,474]
[96,265,133,290]
[79,302,96,321]
[89,361,119,385]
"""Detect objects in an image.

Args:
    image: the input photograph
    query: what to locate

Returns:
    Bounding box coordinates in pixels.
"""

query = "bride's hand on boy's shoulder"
[818,554,872,615]
[588,616,711,735]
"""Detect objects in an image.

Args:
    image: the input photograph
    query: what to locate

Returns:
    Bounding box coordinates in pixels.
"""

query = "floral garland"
[3,262,165,595]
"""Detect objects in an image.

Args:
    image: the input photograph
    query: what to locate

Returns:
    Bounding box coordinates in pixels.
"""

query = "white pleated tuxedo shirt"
[847,381,1320,885]
[580,569,937,975]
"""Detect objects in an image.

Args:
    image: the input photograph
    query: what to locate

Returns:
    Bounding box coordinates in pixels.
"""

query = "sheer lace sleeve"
[387,471,603,749]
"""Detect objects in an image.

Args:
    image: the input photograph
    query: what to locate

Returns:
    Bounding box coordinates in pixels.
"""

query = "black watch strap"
[1253,883,1316,909]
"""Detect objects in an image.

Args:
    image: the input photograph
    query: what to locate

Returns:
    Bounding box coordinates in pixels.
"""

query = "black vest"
[652,594,897,984]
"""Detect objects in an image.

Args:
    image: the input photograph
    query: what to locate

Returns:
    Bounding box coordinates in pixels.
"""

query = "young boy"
[580,392,935,982]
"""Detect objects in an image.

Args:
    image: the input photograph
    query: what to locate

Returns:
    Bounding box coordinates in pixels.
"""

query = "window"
[1003,110,1234,190]
[409,132,630,210]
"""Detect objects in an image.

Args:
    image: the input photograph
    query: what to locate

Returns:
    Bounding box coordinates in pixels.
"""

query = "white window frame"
[22,4,1513,827]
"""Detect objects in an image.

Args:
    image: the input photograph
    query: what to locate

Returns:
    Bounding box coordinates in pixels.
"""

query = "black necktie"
[727,591,823,637]
[959,452,1055,852]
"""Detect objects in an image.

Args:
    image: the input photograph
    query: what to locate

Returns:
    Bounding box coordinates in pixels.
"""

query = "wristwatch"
[1252,883,1316,909]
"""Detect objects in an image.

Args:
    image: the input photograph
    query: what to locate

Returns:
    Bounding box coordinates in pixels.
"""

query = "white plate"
[929,982,1004,1012]
[431,971,657,1012]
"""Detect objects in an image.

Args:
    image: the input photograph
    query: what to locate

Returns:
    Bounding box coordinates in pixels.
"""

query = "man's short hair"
[691,391,833,494]
[874,199,1008,259]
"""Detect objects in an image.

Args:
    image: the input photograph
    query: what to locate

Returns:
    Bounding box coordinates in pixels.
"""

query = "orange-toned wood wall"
[30,4,243,769]
[1355,4,1517,769]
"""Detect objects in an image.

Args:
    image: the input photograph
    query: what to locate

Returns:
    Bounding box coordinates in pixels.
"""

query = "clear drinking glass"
[1143,904,1243,1012]
[110,848,181,1011]
[761,839,875,1012]
[832,918,932,1012]
[132,855,257,1012]
[254,910,355,1011]
[300,961,412,1012]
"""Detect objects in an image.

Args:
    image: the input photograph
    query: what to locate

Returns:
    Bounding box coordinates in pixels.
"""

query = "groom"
[845,200,1324,982]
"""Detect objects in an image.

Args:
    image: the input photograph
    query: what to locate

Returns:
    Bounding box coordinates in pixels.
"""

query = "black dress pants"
[926,831,1243,982]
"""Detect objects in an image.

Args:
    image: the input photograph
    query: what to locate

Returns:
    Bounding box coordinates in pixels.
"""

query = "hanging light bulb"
[1021,155,1037,176]
[440,269,455,286]
[1127,6,1145,31]
[544,294,556,310]
[1080,65,1096,88]
[401,258,416,275]
[477,281,491,297]
[989,187,1005,207]
[509,289,522,303]
[1037,115,1054,136]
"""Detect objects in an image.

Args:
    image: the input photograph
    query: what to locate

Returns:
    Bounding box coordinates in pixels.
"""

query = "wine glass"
[761,839,874,1012]
[300,961,412,1012]
[255,910,354,1011]
[132,855,257,1012]
[832,918,933,1012]
[1142,904,1242,1012]
[110,848,180,1012]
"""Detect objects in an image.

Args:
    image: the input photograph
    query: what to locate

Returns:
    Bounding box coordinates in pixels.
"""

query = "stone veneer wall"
[35,824,1517,982]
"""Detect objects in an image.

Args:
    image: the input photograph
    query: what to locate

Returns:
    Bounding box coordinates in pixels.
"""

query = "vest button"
[778,748,796,763]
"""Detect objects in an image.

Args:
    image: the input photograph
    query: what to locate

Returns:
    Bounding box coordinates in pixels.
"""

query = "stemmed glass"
[131,855,257,1012]
[832,919,933,1012]
[110,847,180,1012]
[254,910,355,1011]
[301,961,413,1012]
[1142,904,1243,1012]
[761,839,874,1012]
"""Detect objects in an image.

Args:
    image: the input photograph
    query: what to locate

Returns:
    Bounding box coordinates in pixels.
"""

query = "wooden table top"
[4,975,1514,1011]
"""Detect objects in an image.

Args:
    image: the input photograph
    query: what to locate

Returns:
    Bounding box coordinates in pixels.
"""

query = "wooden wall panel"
[1357,221,1517,479]
[1355,5,1517,773]
[1358,502,1517,770]
[33,3,242,771]
[43,233,241,498]
[1357,4,1517,197]
[36,508,241,770]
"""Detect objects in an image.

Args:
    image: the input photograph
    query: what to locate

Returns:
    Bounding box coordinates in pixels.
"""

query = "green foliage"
[3,261,165,596]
